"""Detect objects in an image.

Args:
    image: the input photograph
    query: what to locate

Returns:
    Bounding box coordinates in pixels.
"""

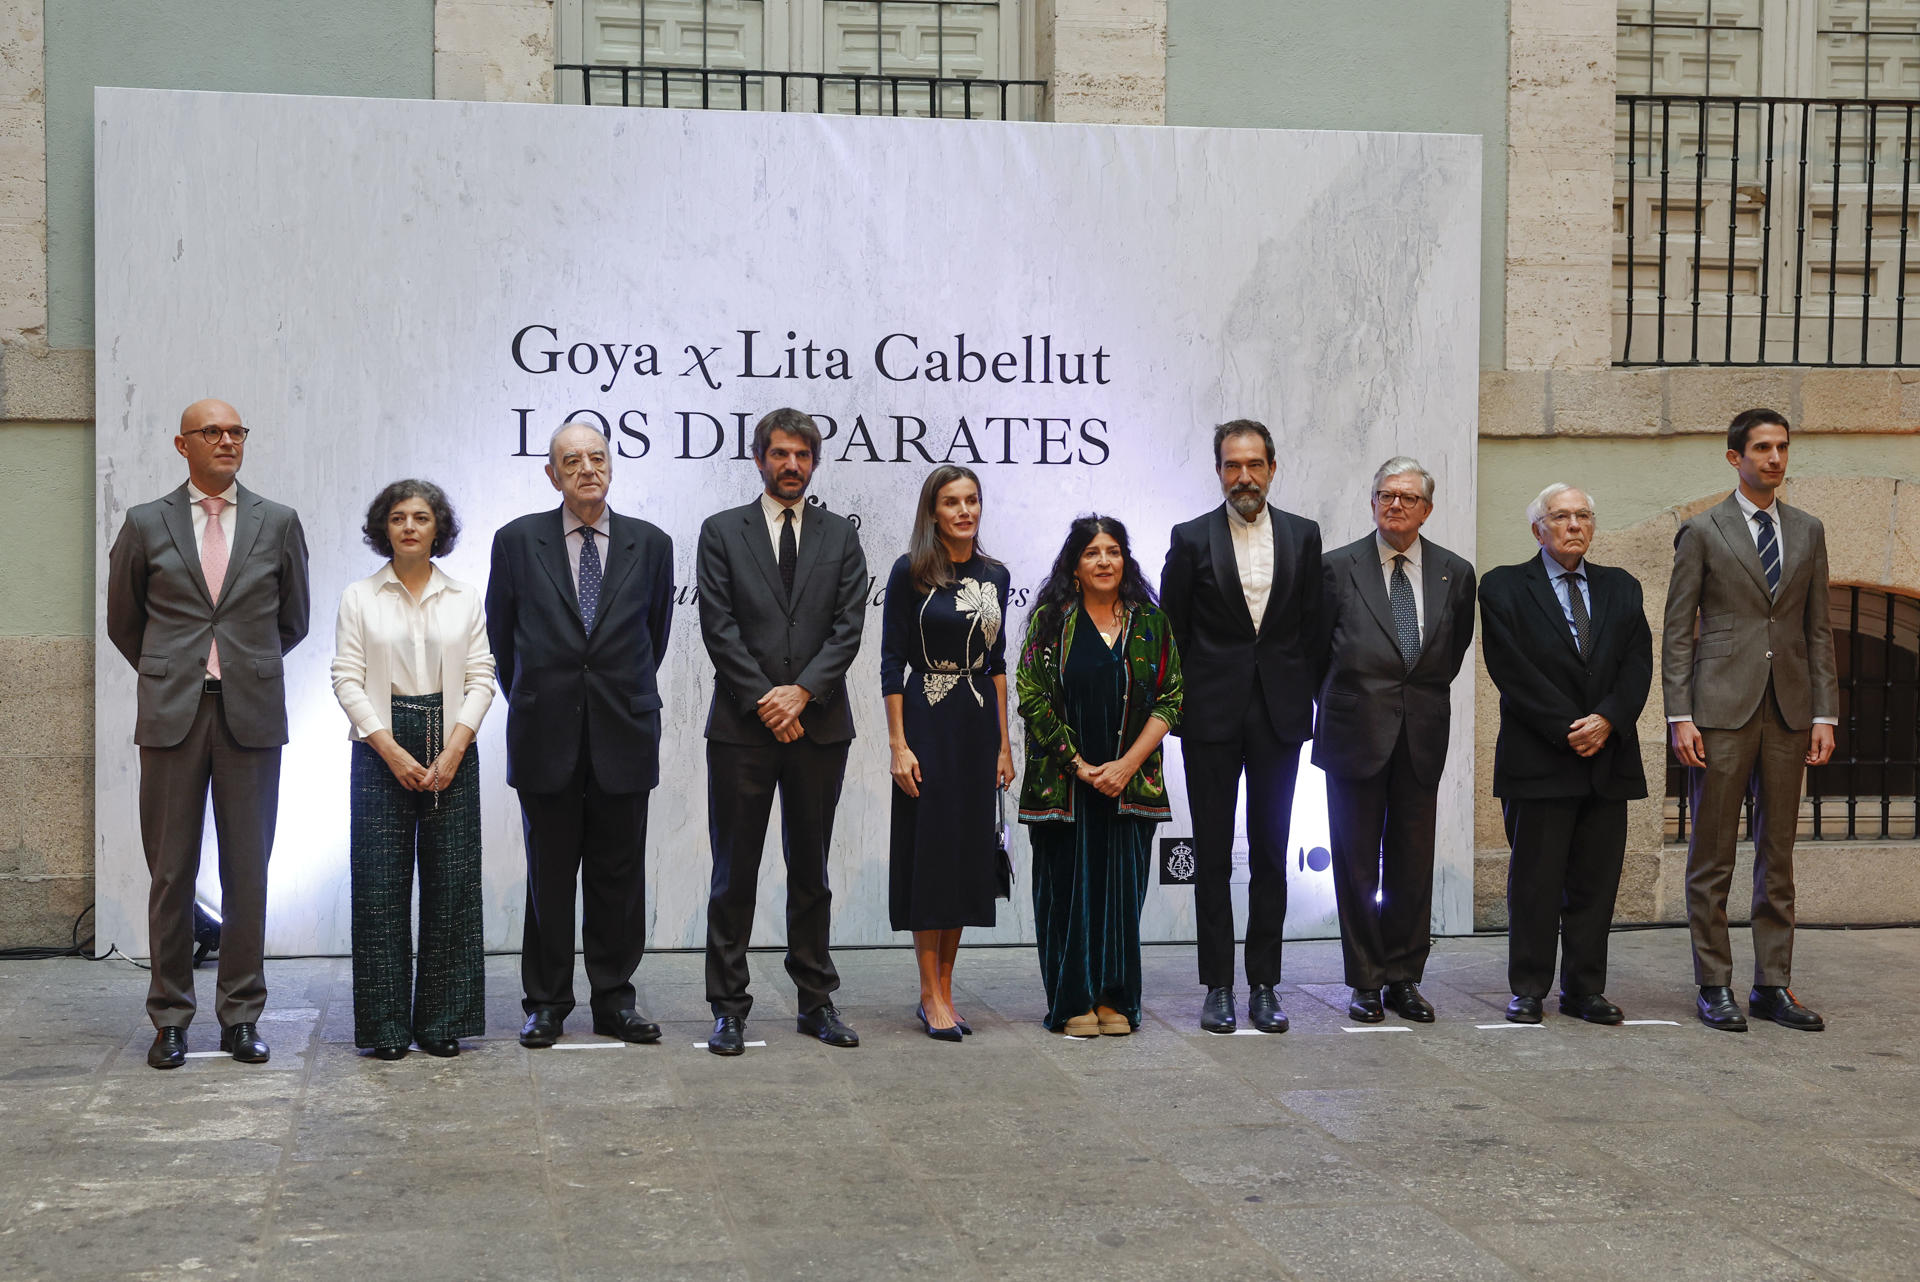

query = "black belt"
[203,678,222,695]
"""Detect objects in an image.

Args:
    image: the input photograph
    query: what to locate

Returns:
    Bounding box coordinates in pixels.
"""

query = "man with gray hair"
[1313,457,1476,1023]
[1479,484,1651,1024]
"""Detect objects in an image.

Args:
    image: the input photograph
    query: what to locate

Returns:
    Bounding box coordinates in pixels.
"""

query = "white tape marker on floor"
[1621,1019,1681,1026]
[182,1051,228,1059]
[552,1041,628,1050]
[1474,1022,1543,1030]
[1340,1025,1410,1033]
[692,1042,769,1049]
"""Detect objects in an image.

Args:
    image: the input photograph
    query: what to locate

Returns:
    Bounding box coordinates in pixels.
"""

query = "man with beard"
[698,407,870,1055]
[1160,420,1324,1034]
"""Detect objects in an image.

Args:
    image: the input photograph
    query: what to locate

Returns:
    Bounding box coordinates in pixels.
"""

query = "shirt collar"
[1223,501,1269,532]
[1539,547,1586,581]
[761,491,804,525]
[1375,531,1422,568]
[561,505,612,539]
[375,561,451,602]
[1734,488,1776,521]
[185,480,239,506]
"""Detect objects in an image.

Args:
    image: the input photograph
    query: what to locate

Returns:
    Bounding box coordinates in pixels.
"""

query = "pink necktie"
[200,496,229,679]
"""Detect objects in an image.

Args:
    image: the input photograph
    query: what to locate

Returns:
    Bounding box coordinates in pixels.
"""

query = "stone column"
[435,0,556,104]
[0,0,45,346]
[1037,0,1165,126]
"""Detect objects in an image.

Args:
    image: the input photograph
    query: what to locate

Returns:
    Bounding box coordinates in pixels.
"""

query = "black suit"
[1313,534,1476,990]
[1480,554,1651,998]
[486,506,674,1020]
[1160,503,1322,989]
[697,498,867,1019]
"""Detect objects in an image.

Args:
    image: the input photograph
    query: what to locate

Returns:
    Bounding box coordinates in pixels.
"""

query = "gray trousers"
[138,691,278,1029]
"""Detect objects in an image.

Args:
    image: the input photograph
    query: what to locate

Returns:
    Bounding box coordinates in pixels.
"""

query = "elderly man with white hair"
[1478,483,1652,1024]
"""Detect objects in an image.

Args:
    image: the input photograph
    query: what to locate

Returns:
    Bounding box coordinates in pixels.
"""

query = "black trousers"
[1325,727,1439,990]
[1502,794,1627,999]
[516,745,650,1020]
[1180,687,1301,989]
[705,736,849,1019]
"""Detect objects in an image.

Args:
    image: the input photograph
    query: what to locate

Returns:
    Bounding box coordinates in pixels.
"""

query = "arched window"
[1667,584,1920,841]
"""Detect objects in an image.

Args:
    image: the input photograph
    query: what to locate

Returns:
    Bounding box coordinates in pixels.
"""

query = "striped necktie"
[1754,508,1781,596]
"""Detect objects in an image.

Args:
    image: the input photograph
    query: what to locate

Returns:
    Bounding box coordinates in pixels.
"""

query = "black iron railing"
[1668,586,1920,842]
[557,64,1046,121]
[1618,94,1920,366]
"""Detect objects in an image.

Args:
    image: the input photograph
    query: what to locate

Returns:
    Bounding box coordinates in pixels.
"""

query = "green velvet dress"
[1029,608,1153,1031]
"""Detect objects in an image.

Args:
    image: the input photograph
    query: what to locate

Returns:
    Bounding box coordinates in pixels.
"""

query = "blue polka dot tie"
[1389,554,1421,671]
[578,526,602,634]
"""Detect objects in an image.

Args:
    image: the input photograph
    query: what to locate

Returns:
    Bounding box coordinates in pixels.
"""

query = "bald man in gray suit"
[107,399,310,1069]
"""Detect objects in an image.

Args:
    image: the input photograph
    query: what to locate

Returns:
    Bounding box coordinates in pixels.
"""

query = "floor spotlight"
[192,899,222,966]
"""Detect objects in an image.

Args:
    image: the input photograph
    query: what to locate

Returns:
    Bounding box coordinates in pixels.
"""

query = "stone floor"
[3,927,1919,1281]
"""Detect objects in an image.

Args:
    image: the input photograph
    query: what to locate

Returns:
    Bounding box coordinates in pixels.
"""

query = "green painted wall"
[1478,434,1920,570]
[0,424,93,635]
[1165,0,1508,370]
[44,0,435,350]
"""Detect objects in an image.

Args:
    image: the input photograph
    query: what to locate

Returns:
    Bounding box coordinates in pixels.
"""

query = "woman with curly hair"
[331,479,494,1060]
[1016,515,1182,1036]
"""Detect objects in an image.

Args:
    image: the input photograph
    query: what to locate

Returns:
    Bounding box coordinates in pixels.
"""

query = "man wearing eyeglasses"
[1479,485,1651,1025]
[1313,457,1476,1024]
[107,399,311,1069]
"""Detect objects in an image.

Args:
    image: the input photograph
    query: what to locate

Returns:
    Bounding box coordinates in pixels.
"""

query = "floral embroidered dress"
[879,552,1011,931]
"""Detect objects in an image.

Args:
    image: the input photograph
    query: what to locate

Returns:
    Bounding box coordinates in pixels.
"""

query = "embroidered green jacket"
[1015,603,1183,824]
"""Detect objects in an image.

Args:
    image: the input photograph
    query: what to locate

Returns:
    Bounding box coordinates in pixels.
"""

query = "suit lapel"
[1522,555,1582,660]
[534,507,584,628]
[1207,508,1256,636]
[218,486,265,603]
[1775,500,1806,593]
[740,503,787,603]
[1709,496,1771,599]
[1419,539,1449,650]
[159,487,215,606]
[589,512,642,632]
[1258,506,1295,636]
[788,503,825,603]
[1350,543,1399,647]
[1583,562,1611,652]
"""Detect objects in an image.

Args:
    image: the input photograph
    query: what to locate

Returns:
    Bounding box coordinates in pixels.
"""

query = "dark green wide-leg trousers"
[349,694,485,1049]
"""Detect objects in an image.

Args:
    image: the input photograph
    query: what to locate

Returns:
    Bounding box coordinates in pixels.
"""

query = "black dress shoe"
[955,1016,973,1036]
[1249,985,1289,1034]
[414,1037,459,1058]
[1348,988,1385,1022]
[370,1045,408,1061]
[220,1022,270,1063]
[1697,986,1749,1031]
[708,1015,746,1056]
[1384,981,1435,1023]
[916,1004,963,1043]
[797,1003,859,1047]
[1560,993,1624,1025]
[1505,995,1543,1024]
[147,1026,187,1070]
[1200,985,1237,1034]
[592,1010,663,1044]
[519,1010,564,1048]
[1749,986,1825,1031]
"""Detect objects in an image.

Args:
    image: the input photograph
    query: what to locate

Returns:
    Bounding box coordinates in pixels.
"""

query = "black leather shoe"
[1348,988,1385,1022]
[1200,985,1237,1034]
[916,1004,963,1043]
[955,1016,973,1036]
[519,1010,564,1048]
[1697,986,1749,1031]
[220,1022,270,1063]
[708,1015,746,1056]
[1560,993,1624,1025]
[1384,981,1435,1023]
[414,1037,458,1058]
[592,1010,663,1044]
[1505,995,1543,1024]
[797,1003,859,1047]
[1248,985,1289,1034]
[1749,986,1825,1031]
[370,1045,408,1061]
[147,1026,187,1070]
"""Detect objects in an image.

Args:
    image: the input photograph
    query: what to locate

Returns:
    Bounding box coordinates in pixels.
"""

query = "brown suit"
[1662,493,1837,987]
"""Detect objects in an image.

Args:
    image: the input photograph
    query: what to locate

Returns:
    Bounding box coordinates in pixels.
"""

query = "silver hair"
[1526,482,1596,530]
[1371,456,1435,502]
[547,419,609,467]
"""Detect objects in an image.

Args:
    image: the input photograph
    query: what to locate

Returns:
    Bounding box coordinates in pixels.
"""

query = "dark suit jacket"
[1160,503,1323,744]
[1661,493,1838,731]
[106,482,310,749]
[1312,533,1476,786]
[486,506,674,795]
[1479,556,1652,801]
[696,499,868,745]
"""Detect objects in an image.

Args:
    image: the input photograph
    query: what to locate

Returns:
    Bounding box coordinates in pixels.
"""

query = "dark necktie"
[779,507,797,596]
[1560,571,1589,657]
[1754,508,1781,596]
[1389,554,1421,671]
[578,526,602,633]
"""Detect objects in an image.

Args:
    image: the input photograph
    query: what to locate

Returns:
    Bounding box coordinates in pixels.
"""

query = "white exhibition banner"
[94,88,1480,958]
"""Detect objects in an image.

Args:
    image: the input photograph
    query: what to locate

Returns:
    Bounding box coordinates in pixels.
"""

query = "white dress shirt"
[760,491,805,555]
[331,563,496,740]
[1541,548,1591,645]
[1225,502,1273,626]
[1375,532,1425,632]
[184,479,239,554]
[560,505,613,594]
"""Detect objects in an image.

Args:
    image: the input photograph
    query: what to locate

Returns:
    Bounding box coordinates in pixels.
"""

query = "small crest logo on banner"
[1160,837,1197,885]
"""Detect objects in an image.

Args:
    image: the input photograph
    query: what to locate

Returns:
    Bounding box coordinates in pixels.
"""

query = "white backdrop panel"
[94,88,1480,958]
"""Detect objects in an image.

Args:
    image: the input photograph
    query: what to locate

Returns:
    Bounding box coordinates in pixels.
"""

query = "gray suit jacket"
[696,499,868,745]
[107,483,311,748]
[1661,493,1838,731]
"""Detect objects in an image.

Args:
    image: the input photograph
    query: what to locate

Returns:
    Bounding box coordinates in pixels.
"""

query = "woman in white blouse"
[332,480,494,1060]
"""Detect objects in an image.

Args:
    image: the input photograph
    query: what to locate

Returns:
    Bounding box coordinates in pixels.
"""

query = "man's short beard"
[1227,488,1265,517]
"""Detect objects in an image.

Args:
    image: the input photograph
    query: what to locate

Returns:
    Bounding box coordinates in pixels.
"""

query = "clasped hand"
[1566,714,1612,758]
[757,684,810,743]
[1075,756,1135,798]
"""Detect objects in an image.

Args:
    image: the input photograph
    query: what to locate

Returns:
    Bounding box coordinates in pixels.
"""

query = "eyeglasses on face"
[1543,510,1595,526]
[183,426,250,444]
[1373,490,1428,509]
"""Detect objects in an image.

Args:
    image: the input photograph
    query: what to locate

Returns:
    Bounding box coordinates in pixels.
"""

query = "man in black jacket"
[487,421,675,1049]
[1161,420,1323,1034]
[1479,483,1651,1024]
[697,408,869,1056]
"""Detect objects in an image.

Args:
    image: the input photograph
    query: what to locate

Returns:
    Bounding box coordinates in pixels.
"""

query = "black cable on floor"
[0,903,95,960]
